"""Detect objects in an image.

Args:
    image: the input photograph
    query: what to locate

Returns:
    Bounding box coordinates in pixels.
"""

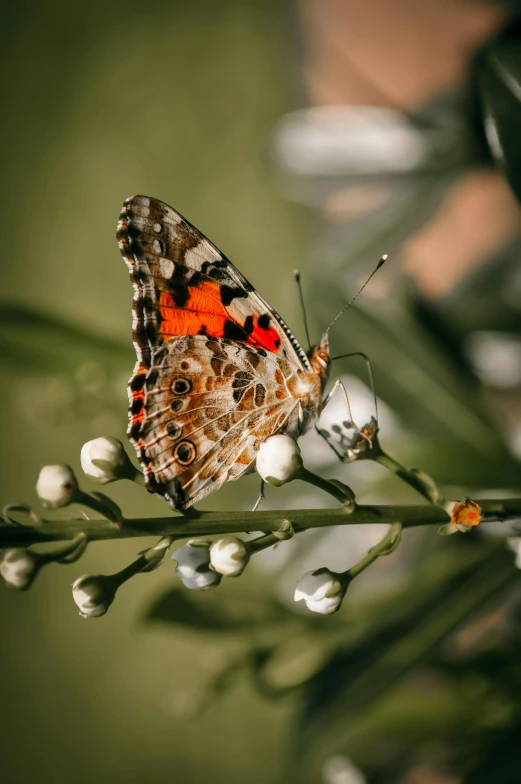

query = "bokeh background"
[3,1,521,782]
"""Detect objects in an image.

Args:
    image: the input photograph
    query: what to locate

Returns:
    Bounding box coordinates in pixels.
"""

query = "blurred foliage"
[3,3,521,784]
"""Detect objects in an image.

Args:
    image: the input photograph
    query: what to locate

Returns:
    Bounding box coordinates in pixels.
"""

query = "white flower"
[0,548,42,590]
[72,574,117,618]
[36,464,78,508]
[294,568,345,615]
[210,536,250,577]
[256,435,303,486]
[80,436,136,484]
[173,540,221,591]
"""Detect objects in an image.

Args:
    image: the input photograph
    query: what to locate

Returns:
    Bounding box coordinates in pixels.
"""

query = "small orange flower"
[450,498,482,532]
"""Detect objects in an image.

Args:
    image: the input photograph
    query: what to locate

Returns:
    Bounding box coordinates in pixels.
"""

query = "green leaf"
[0,301,132,375]
[144,582,298,632]
[254,632,339,692]
[478,44,521,205]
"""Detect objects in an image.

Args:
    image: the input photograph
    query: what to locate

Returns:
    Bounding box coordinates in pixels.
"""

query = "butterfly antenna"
[323,255,388,338]
[293,269,312,351]
[330,351,379,423]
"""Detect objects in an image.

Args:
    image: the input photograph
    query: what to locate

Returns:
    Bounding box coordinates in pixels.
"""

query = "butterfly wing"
[117,195,311,371]
[117,195,309,510]
[128,335,300,510]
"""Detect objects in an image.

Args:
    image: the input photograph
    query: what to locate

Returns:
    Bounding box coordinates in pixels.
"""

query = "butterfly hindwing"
[131,335,299,509]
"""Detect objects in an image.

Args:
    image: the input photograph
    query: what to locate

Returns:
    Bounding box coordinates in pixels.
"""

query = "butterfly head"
[307,333,331,384]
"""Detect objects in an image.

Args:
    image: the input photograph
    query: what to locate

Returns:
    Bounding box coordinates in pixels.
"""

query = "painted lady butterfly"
[117,195,331,511]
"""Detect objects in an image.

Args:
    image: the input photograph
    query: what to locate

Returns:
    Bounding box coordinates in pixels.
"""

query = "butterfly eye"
[171,378,192,396]
[175,440,196,465]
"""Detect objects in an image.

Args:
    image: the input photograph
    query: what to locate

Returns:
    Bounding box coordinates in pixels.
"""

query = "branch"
[1,498,518,547]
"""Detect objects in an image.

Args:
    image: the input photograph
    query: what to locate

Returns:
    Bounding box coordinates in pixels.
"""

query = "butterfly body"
[117,195,330,510]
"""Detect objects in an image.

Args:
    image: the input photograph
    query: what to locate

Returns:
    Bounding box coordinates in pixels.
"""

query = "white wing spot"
[153,222,162,233]
[160,258,175,278]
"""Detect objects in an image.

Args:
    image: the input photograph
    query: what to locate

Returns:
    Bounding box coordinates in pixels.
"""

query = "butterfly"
[117,195,332,511]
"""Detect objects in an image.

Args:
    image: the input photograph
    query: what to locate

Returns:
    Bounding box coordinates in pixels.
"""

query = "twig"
[0,498,518,547]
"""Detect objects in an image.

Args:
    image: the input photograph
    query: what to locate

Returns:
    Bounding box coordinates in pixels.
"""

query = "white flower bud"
[0,548,42,590]
[256,434,303,486]
[36,464,78,508]
[80,436,136,484]
[294,568,345,615]
[173,540,221,591]
[210,536,250,577]
[72,574,117,618]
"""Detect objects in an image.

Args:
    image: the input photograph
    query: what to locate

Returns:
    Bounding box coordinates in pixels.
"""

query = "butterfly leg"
[251,479,265,512]
[317,379,372,458]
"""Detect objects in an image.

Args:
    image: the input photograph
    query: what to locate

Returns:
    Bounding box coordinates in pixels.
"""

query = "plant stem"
[0,498,518,547]
[299,467,356,508]
[375,451,447,506]
[345,522,403,582]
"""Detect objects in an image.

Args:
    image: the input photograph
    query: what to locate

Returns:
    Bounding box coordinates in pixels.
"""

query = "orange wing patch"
[158,280,281,353]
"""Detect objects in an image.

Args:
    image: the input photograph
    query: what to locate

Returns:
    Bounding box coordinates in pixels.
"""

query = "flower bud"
[294,568,345,615]
[0,548,42,590]
[36,464,78,508]
[256,435,303,487]
[72,574,117,618]
[448,498,482,533]
[173,540,221,591]
[80,436,137,484]
[210,536,250,577]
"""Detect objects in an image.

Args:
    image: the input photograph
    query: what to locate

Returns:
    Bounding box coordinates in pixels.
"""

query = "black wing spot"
[243,315,254,335]
[130,374,146,392]
[167,422,182,438]
[223,319,246,340]
[171,399,183,412]
[255,384,266,406]
[171,378,192,395]
[258,313,270,329]
[131,397,144,415]
[169,282,190,308]
[220,285,248,306]
[146,369,159,387]
[145,321,158,343]
[130,421,142,440]
[233,387,247,403]
[232,371,253,388]
[176,440,196,465]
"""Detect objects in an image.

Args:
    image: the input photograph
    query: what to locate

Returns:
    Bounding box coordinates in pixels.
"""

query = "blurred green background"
[3,1,521,783]
[0,2,304,783]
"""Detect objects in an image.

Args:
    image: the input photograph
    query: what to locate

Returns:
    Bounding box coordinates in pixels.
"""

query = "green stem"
[0,498,517,547]
[344,522,403,582]
[40,533,87,564]
[299,468,356,509]
[75,490,122,524]
[130,470,146,488]
[247,531,285,554]
[375,451,447,506]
